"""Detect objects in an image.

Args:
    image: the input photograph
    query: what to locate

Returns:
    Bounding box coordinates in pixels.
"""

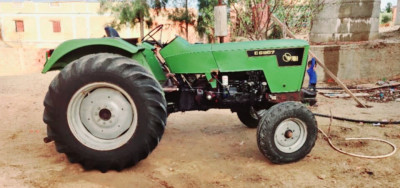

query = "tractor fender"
[42,38,144,73]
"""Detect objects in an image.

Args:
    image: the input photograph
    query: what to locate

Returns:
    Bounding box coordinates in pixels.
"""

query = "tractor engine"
[217,71,267,104]
[174,71,268,112]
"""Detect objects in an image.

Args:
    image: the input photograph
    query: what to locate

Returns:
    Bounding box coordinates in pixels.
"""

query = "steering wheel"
[141,24,163,47]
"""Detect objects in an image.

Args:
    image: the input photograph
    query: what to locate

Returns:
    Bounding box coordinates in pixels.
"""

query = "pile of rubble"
[366,86,400,103]
[319,80,400,103]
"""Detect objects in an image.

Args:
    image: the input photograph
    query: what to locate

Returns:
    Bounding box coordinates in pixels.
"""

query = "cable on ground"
[318,128,397,159]
[314,113,398,158]
[313,113,400,124]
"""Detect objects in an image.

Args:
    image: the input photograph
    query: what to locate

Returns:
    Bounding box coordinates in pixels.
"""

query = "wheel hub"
[67,82,138,151]
[99,108,112,121]
[285,130,293,138]
[79,87,134,140]
[274,118,307,153]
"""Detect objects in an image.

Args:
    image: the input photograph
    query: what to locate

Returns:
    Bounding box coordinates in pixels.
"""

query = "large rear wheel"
[43,53,167,172]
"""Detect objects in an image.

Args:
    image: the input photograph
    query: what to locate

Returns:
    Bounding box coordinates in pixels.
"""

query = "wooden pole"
[271,14,367,108]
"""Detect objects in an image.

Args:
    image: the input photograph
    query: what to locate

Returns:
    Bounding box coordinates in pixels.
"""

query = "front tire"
[43,53,167,172]
[257,101,317,163]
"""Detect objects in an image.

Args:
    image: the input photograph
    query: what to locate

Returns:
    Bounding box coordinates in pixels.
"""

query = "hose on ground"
[313,113,400,124]
[318,128,397,159]
[316,86,357,90]
[314,113,398,158]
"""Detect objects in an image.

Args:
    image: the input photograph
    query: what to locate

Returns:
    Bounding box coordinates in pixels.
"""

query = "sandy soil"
[0,72,400,188]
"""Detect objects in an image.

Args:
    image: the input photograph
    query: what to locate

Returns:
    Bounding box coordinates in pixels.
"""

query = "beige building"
[0,1,199,48]
[1,1,110,48]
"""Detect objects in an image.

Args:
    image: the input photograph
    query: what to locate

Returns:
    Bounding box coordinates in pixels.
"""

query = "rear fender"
[42,38,144,73]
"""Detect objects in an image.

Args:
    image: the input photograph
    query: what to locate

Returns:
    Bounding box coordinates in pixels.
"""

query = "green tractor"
[42,25,317,172]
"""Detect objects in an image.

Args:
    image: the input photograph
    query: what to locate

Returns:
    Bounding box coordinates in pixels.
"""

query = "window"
[52,21,61,33]
[15,20,24,32]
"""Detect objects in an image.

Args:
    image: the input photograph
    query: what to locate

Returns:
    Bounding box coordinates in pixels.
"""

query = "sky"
[381,0,397,9]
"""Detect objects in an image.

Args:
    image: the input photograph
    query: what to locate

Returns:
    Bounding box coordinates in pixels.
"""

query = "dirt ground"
[0,72,400,188]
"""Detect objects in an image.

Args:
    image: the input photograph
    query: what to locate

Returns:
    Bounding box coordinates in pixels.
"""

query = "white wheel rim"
[67,82,138,151]
[274,118,307,153]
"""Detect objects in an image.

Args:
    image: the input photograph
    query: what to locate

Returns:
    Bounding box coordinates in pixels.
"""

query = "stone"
[310,0,380,43]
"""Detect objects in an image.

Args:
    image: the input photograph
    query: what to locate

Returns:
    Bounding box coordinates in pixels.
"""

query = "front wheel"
[257,101,317,163]
[43,53,167,172]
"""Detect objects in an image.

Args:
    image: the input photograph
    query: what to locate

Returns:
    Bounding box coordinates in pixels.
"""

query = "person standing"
[307,57,317,92]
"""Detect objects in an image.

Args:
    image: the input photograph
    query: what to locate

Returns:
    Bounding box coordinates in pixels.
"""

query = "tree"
[385,2,392,13]
[229,0,278,40]
[99,0,168,39]
[381,15,391,24]
[229,0,323,40]
[196,0,220,42]
[168,0,196,40]
[274,0,324,34]
[152,0,169,15]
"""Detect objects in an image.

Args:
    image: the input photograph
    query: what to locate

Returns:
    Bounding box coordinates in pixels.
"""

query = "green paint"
[42,38,143,73]
[140,42,167,82]
[161,36,309,92]
[160,36,218,73]
[43,35,310,93]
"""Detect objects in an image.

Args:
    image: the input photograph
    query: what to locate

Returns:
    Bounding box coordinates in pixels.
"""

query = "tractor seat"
[105,27,120,37]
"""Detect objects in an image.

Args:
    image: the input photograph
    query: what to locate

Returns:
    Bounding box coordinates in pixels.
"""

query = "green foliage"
[229,0,324,40]
[152,0,168,10]
[168,9,195,24]
[380,12,392,24]
[151,0,169,15]
[229,0,282,40]
[381,14,392,24]
[267,24,283,39]
[99,0,165,39]
[167,0,196,40]
[196,0,219,42]
[274,0,324,34]
[385,2,392,13]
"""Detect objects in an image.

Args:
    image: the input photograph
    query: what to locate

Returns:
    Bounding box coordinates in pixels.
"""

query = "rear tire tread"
[43,53,167,172]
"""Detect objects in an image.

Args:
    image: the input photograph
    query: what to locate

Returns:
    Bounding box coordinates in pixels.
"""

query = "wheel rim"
[67,82,138,151]
[274,118,307,153]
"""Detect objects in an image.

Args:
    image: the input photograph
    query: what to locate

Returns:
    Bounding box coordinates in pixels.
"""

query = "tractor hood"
[161,36,308,59]
[160,36,310,93]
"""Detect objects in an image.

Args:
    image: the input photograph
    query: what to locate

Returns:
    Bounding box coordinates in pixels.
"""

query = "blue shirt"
[307,58,317,84]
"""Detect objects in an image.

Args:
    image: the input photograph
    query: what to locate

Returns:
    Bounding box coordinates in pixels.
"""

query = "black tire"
[43,53,167,172]
[237,107,259,128]
[257,101,317,163]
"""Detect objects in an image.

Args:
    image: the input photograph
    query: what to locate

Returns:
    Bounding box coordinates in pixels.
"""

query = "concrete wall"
[311,41,400,82]
[310,0,381,43]
[395,0,400,25]
[0,47,47,76]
